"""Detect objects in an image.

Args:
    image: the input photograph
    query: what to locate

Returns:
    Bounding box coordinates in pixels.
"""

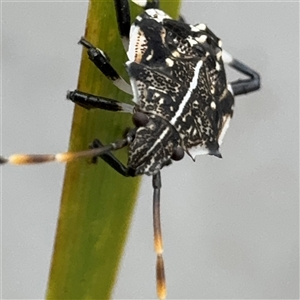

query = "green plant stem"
[46,1,181,299]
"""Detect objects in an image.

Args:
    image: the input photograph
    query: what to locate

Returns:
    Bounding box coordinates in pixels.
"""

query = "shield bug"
[1,0,260,299]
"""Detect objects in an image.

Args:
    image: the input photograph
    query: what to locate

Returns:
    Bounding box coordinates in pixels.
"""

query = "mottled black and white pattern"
[128,115,180,175]
[126,8,234,169]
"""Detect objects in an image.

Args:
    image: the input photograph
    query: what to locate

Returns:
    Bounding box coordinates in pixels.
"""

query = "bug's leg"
[0,138,129,166]
[152,172,166,300]
[90,139,132,176]
[113,0,131,51]
[67,90,134,113]
[222,50,260,96]
[89,129,136,177]
[79,37,132,95]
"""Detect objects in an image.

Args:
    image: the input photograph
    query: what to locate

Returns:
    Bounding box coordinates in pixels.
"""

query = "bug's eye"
[132,112,149,127]
[171,146,184,161]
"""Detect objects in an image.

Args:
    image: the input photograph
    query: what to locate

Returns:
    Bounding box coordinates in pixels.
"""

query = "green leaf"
[46,1,181,299]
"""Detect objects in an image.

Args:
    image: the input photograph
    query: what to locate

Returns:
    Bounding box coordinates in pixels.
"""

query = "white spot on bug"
[187,37,198,46]
[190,25,198,32]
[149,86,169,95]
[210,86,215,94]
[199,23,206,30]
[148,123,155,131]
[165,58,174,67]
[216,51,222,61]
[171,50,180,58]
[222,50,233,64]
[185,126,193,135]
[145,9,171,23]
[194,23,206,31]
[227,83,234,95]
[160,27,167,44]
[132,0,147,7]
[146,50,153,61]
[188,144,210,159]
[218,115,231,145]
[197,35,207,44]
[218,40,223,48]
[216,61,221,71]
[210,101,216,110]
[97,48,107,58]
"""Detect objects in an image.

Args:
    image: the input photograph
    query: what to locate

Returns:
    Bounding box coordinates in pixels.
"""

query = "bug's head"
[128,112,184,176]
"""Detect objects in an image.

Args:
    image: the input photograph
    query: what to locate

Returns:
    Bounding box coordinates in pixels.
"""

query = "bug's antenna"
[0,138,129,166]
[152,172,166,300]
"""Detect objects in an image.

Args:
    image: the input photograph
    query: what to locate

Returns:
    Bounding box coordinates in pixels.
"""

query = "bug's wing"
[127,11,234,159]
[161,19,235,158]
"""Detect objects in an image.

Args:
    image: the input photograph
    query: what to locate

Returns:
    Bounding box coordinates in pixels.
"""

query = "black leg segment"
[79,37,119,81]
[223,50,260,96]
[229,58,260,96]
[88,128,137,177]
[79,37,132,95]
[114,0,131,50]
[67,90,134,113]
[90,139,131,176]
